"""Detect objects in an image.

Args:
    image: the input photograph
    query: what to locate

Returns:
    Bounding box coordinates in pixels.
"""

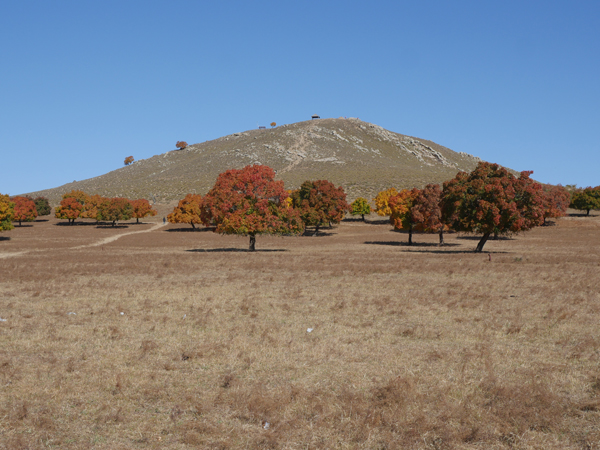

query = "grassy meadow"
[0,212,599,449]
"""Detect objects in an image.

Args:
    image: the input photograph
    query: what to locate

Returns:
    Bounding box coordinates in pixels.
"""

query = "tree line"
[1,162,599,252]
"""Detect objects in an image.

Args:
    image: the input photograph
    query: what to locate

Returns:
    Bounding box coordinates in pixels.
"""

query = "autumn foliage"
[124,156,134,166]
[411,184,448,244]
[270,122,277,128]
[11,196,37,226]
[97,197,133,226]
[202,165,304,250]
[442,162,544,252]
[373,188,399,216]
[0,194,15,232]
[55,197,84,224]
[168,194,204,229]
[290,180,349,233]
[131,199,157,224]
[388,188,419,244]
[541,184,571,224]
[176,141,188,149]
[350,197,371,221]
[570,186,600,216]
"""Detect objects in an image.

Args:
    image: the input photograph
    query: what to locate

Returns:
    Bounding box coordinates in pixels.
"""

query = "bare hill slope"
[28,118,483,204]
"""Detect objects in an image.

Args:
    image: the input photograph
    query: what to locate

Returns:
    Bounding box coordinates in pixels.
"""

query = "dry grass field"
[1,212,599,449]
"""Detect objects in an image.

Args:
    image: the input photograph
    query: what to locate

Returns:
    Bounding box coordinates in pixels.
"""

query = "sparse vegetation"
[0,211,599,448]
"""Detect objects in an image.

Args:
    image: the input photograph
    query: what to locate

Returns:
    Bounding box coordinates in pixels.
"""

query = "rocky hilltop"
[28,118,482,204]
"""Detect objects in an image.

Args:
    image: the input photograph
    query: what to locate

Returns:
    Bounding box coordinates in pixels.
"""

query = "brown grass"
[1,213,599,448]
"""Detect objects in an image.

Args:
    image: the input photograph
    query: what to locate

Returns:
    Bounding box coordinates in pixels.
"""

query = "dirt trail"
[0,222,167,259]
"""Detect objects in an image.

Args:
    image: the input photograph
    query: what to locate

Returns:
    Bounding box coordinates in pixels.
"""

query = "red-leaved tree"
[541,184,571,224]
[131,199,157,224]
[442,162,545,252]
[290,180,349,234]
[202,165,304,251]
[176,141,188,149]
[11,196,38,226]
[411,184,448,245]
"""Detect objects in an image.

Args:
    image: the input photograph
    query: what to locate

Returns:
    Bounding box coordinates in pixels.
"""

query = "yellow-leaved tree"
[373,188,398,216]
[0,194,15,232]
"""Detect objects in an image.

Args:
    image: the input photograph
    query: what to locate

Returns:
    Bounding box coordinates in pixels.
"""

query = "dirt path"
[70,222,167,249]
[0,222,167,259]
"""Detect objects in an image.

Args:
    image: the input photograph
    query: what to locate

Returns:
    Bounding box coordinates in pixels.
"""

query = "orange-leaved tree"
[131,199,157,224]
[124,156,134,165]
[373,188,399,216]
[80,194,106,221]
[11,196,37,226]
[270,122,276,128]
[202,165,304,251]
[55,197,84,225]
[97,197,133,226]
[442,162,545,252]
[411,184,448,245]
[176,141,188,149]
[168,194,204,229]
[389,188,419,245]
[289,180,349,234]
[0,194,15,232]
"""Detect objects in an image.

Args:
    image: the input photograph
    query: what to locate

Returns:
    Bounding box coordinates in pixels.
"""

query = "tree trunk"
[475,233,491,252]
[361,214,365,222]
[493,231,498,240]
[439,228,444,246]
[112,221,116,227]
[408,224,413,245]
[19,220,22,226]
[587,209,590,216]
[314,224,320,236]
[191,222,196,229]
[249,235,256,252]
[136,217,140,224]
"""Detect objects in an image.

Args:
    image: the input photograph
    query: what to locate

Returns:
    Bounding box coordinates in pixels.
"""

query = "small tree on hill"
[11,196,37,226]
[373,188,399,216]
[176,141,188,150]
[202,165,304,251]
[0,194,15,232]
[442,162,545,252]
[97,197,133,226]
[270,122,277,128]
[124,156,134,165]
[290,180,349,234]
[389,188,419,245]
[570,186,600,216]
[168,194,204,229]
[131,199,157,223]
[350,197,371,221]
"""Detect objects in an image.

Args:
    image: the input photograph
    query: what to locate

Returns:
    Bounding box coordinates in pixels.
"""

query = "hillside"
[27,118,483,204]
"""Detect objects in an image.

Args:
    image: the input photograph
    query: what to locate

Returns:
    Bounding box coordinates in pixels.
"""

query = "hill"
[27,118,483,204]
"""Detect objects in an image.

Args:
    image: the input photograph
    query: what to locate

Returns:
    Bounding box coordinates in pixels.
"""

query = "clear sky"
[1,1,599,196]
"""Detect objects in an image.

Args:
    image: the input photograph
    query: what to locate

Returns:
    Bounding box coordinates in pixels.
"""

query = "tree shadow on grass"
[95,225,129,229]
[55,221,102,227]
[13,224,34,228]
[166,227,214,233]
[364,218,390,225]
[568,212,597,217]
[364,241,460,248]
[35,219,49,223]
[456,235,514,241]
[186,248,288,253]
[0,236,10,242]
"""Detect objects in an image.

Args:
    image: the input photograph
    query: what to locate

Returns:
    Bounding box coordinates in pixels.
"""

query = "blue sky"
[1,1,599,196]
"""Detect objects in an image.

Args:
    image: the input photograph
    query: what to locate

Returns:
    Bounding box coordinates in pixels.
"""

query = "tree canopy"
[350,197,371,221]
[202,165,304,250]
[168,194,204,229]
[290,180,349,233]
[0,194,15,232]
[11,196,37,226]
[570,186,600,215]
[442,162,544,252]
